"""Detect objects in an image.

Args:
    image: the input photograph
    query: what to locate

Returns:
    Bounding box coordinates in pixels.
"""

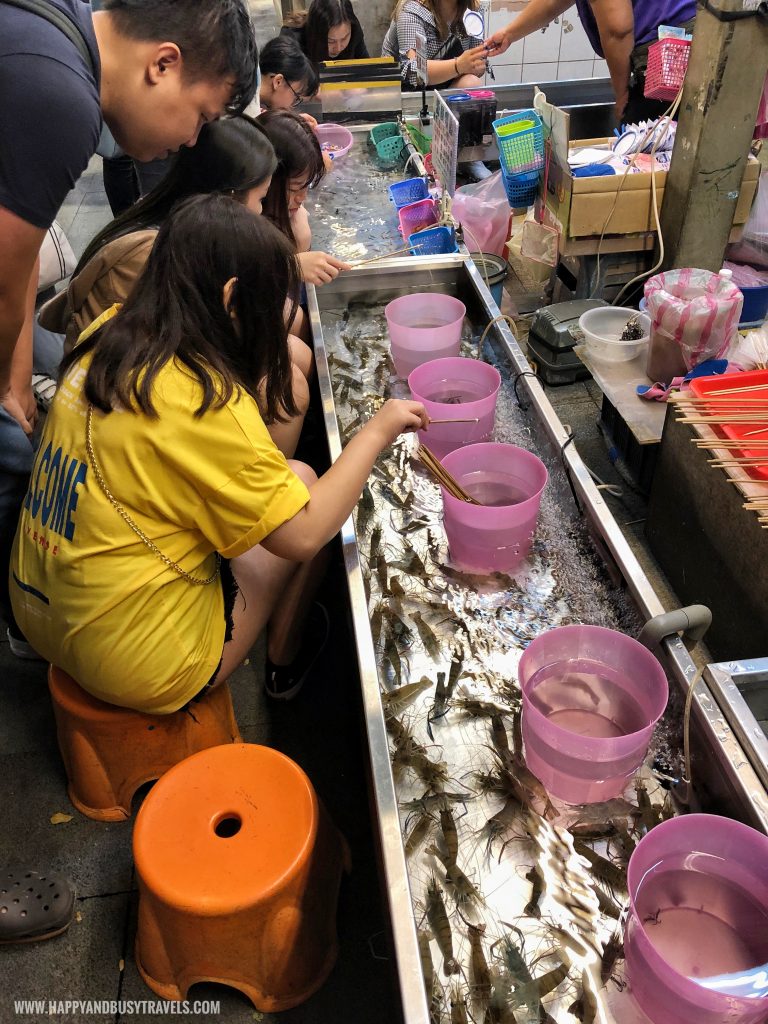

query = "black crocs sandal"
[0,869,75,944]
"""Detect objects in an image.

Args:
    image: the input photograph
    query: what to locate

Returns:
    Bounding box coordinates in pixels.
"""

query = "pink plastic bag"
[452,171,511,257]
[645,269,744,370]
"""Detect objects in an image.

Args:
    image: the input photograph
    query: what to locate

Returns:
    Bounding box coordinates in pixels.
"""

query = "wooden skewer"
[428,417,480,424]
[701,382,768,396]
[744,426,768,437]
[352,244,421,266]
[416,444,481,504]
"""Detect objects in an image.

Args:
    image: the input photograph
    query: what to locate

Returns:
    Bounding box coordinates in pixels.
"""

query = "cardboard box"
[534,92,760,240]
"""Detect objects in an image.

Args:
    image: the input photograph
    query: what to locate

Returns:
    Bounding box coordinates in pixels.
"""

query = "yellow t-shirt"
[11,352,310,714]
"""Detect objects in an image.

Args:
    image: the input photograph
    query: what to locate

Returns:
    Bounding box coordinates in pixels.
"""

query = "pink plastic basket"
[398,198,438,238]
[644,38,690,101]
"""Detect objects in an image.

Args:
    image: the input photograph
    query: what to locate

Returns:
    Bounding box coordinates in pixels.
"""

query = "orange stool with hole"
[133,743,350,1012]
[48,666,241,822]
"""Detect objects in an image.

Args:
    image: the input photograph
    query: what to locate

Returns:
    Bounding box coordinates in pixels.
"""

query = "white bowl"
[578,307,651,363]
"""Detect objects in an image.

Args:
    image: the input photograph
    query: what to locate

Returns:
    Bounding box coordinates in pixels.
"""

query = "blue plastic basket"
[388,177,430,209]
[501,167,540,208]
[408,226,458,256]
[492,110,544,175]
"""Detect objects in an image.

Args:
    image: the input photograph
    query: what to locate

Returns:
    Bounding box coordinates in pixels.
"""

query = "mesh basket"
[374,134,406,169]
[369,122,400,147]
[644,38,690,101]
[398,198,438,238]
[408,226,458,256]
[493,110,544,175]
[389,177,430,209]
[404,122,432,156]
[501,168,540,209]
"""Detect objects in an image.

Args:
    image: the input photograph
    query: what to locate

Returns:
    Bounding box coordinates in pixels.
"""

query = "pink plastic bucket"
[625,814,768,1024]
[519,624,668,804]
[408,357,501,458]
[385,293,466,377]
[439,442,547,573]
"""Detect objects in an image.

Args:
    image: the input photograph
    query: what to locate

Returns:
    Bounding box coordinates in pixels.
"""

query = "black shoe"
[265,603,330,701]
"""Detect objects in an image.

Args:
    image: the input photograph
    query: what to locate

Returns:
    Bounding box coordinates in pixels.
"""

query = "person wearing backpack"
[0,0,258,946]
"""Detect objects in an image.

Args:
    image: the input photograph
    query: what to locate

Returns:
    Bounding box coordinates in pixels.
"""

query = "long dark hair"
[259,36,319,99]
[287,0,365,63]
[75,115,277,273]
[257,109,325,246]
[62,195,302,423]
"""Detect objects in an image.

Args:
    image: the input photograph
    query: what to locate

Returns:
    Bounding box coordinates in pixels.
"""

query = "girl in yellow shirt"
[11,194,427,711]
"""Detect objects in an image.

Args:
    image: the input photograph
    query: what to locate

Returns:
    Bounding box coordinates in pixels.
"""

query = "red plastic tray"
[689,369,768,481]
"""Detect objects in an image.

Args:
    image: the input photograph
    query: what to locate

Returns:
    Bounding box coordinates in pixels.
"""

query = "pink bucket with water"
[385,293,465,377]
[625,814,768,1024]
[408,357,501,459]
[439,442,547,574]
[519,624,668,804]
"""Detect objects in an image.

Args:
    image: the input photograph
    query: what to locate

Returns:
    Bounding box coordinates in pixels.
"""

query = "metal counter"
[304,127,768,1024]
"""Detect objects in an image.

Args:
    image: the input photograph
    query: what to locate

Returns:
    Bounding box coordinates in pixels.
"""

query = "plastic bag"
[505,210,553,292]
[645,269,744,371]
[727,325,768,371]
[726,169,768,269]
[452,171,511,258]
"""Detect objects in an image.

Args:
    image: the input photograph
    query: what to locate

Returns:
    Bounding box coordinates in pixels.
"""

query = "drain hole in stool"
[213,813,242,839]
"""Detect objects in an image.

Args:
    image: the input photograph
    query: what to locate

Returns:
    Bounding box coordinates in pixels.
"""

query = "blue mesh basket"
[408,226,458,256]
[493,110,544,175]
[501,167,540,208]
[388,177,430,209]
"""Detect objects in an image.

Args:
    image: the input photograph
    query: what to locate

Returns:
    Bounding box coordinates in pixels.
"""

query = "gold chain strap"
[85,404,220,587]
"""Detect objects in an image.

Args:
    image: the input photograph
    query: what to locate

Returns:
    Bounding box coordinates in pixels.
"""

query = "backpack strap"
[2,0,96,74]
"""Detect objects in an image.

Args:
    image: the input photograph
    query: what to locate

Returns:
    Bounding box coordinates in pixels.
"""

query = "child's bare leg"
[213,461,321,684]
[263,364,310,459]
[266,542,331,665]
[288,331,314,380]
[286,300,310,345]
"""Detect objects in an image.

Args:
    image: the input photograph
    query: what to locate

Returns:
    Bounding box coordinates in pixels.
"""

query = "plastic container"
[397,198,438,239]
[373,134,405,170]
[492,110,544,175]
[689,368,768,481]
[439,442,547,574]
[469,252,508,306]
[408,357,501,459]
[388,177,430,209]
[644,38,691,102]
[314,123,353,161]
[578,307,651,363]
[385,293,466,377]
[501,167,540,209]
[625,814,768,1024]
[408,226,458,256]
[519,624,668,804]
[739,282,768,324]
[369,122,399,147]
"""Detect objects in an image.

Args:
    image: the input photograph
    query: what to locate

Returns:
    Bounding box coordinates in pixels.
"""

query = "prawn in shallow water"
[381,676,432,715]
[425,877,460,975]
[412,611,442,660]
[427,844,481,905]
[600,927,625,986]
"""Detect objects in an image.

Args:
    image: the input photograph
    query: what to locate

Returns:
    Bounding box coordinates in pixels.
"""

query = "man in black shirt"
[0,0,257,943]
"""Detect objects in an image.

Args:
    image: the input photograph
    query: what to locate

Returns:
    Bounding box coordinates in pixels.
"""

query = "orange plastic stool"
[48,666,242,822]
[133,743,350,1012]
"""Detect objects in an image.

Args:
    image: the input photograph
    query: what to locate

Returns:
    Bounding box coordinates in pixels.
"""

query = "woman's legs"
[452,73,483,88]
[288,331,314,380]
[287,300,311,346]
[264,363,310,459]
[213,460,326,684]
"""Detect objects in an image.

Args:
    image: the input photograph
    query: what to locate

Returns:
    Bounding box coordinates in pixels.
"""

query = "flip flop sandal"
[0,869,75,944]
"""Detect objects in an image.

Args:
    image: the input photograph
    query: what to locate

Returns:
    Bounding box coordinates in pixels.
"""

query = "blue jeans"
[1,322,64,628]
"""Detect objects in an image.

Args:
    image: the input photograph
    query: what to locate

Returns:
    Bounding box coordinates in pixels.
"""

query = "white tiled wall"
[483,0,608,87]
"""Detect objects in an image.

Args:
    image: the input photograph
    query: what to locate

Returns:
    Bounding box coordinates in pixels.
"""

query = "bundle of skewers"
[669,382,768,527]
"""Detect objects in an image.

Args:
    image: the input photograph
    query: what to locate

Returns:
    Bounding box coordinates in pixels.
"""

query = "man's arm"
[0,207,45,434]
[589,0,635,117]
[485,0,575,55]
